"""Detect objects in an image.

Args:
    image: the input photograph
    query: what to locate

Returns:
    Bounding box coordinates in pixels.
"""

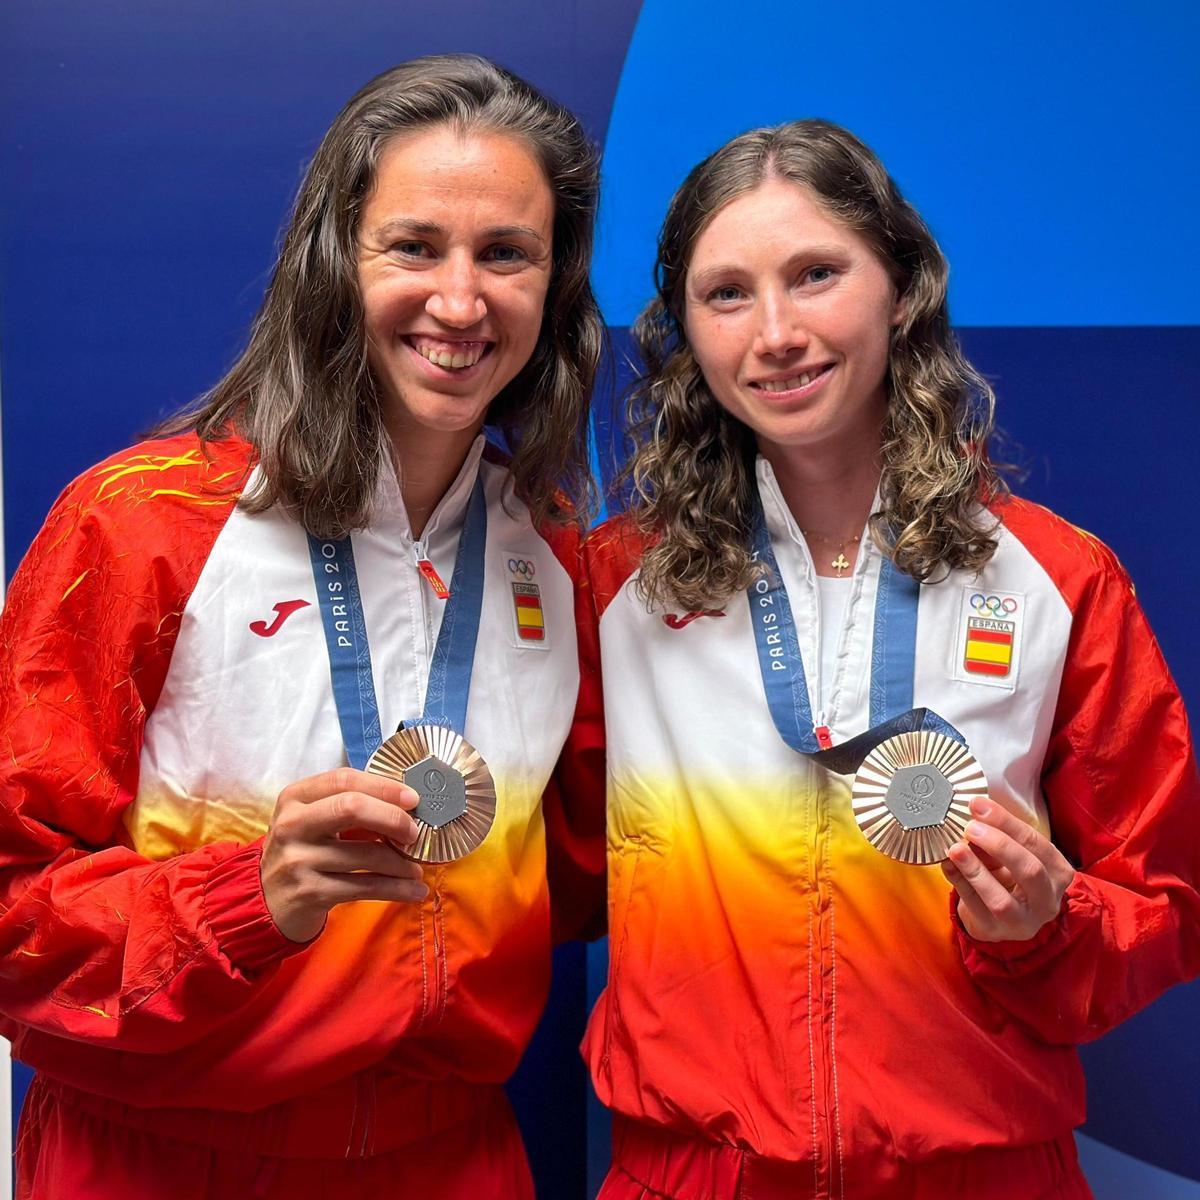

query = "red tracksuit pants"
[16,1075,534,1200]
[597,1117,1095,1200]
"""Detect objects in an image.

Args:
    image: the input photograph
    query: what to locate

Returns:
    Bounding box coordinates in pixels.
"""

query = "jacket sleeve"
[543,525,608,945]
[955,541,1200,1044]
[0,450,301,1054]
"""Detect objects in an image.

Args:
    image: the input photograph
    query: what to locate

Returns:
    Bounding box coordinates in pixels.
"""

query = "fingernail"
[413,883,430,900]
[965,820,985,840]
[970,798,990,817]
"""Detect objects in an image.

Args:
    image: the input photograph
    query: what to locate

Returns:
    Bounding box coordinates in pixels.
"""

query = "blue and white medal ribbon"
[307,476,496,862]
[748,501,986,863]
[307,532,381,773]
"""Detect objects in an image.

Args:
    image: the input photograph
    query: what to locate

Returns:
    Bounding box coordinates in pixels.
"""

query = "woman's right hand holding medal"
[261,768,427,942]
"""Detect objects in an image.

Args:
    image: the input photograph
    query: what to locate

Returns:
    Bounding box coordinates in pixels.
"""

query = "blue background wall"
[3,1,1198,1196]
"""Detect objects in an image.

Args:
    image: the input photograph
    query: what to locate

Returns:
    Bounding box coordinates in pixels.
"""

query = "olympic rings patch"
[957,585,1025,690]
[507,557,536,579]
[970,593,1018,615]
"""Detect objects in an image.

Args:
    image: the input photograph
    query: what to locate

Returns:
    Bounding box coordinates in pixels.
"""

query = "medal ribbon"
[749,501,962,776]
[308,476,488,770]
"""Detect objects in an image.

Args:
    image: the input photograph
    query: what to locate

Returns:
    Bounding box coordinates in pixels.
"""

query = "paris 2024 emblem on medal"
[366,724,496,863]
[851,730,988,865]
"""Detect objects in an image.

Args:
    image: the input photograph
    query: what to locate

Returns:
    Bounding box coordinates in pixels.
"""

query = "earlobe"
[891,290,908,327]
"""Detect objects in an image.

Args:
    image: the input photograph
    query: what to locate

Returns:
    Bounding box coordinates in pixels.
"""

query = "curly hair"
[625,119,1006,611]
[159,54,601,534]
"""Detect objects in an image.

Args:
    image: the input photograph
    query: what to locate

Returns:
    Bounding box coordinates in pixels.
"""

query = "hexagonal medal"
[850,730,987,864]
[366,724,496,862]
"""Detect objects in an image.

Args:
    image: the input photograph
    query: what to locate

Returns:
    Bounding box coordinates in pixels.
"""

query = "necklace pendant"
[832,552,851,576]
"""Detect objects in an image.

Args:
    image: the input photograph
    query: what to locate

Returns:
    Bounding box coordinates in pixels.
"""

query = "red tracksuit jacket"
[0,431,604,1160]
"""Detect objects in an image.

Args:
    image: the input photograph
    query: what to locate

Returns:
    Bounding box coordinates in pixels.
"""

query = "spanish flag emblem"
[511,582,545,642]
[964,617,1014,677]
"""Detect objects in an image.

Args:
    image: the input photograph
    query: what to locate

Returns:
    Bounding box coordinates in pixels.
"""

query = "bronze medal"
[367,724,495,863]
[851,730,987,864]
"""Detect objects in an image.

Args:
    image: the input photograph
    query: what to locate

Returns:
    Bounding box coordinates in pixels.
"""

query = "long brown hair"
[161,54,601,534]
[625,119,1007,610]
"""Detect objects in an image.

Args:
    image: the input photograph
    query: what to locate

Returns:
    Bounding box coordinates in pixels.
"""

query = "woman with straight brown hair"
[582,119,1200,1198]
[0,54,604,1199]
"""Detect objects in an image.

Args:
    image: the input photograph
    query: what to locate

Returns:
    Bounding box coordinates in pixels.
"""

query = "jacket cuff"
[203,839,305,974]
[952,873,1100,974]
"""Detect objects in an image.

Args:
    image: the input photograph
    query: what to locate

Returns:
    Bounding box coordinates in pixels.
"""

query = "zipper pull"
[414,544,450,599]
[814,724,834,750]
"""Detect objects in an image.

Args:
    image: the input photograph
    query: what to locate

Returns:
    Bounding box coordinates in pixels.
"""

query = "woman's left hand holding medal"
[942,797,1076,943]
[261,768,427,942]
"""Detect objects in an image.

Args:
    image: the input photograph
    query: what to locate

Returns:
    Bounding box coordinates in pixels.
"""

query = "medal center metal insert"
[403,755,467,828]
[884,764,953,830]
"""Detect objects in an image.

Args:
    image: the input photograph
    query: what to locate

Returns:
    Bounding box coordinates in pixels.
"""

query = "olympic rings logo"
[508,558,536,579]
[970,593,1018,615]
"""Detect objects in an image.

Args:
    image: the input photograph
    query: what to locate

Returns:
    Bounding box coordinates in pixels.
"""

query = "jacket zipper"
[414,541,450,599]
[411,537,447,1028]
[411,539,435,685]
[778,485,867,1196]
[800,542,842,1198]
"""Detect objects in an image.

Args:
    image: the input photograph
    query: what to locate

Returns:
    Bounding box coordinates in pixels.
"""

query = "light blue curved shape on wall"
[596,0,1199,327]
[1078,1135,1200,1198]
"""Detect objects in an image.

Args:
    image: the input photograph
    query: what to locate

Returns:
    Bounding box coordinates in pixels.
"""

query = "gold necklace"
[801,527,862,577]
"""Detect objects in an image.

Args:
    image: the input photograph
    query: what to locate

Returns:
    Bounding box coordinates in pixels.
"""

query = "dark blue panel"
[1080,984,1200,1182]
[586,939,613,1197]
[508,942,590,1196]
[10,1061,32,1152]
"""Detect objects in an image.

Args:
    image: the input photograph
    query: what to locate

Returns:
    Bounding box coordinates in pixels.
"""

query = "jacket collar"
[753,454,881,583]
[374,433,487,542]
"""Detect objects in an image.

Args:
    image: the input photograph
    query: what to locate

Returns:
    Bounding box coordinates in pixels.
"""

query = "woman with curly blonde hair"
[582,119,1200,1199]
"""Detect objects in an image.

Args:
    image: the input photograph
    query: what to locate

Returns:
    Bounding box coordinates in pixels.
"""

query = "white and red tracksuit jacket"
[0,431,604,1156]
[582,457,1200,1196]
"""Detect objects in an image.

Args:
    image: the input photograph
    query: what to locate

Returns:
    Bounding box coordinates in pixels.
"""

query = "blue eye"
[708,285,742,303]
[393,241,428,258]
[806,266,835,284]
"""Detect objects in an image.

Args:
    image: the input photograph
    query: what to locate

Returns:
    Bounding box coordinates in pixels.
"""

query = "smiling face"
[683,178,903,464]
[356,125,555,450]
